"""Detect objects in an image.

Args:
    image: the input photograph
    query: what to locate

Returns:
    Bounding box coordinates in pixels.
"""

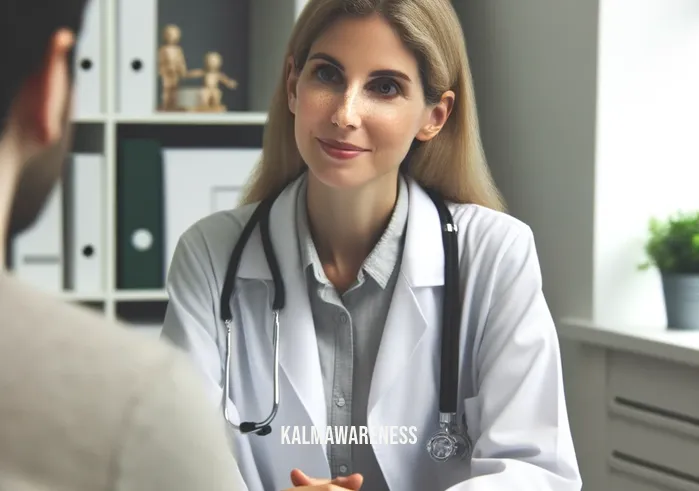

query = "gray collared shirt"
[295,174,409,490]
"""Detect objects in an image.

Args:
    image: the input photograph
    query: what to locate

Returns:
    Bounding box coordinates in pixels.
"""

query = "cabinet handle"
[609,397,699,440]
[610,452,699,491]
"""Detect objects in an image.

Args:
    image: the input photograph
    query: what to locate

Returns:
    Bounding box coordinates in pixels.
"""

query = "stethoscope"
[218,178,473,463]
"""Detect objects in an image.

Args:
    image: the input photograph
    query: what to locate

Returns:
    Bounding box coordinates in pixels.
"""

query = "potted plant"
[639,211,699,330]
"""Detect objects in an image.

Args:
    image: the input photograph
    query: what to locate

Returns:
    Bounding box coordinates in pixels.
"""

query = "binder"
[72,0,103,117]
[117,139,164,289]
[117,0,157,114]
[162,148,260,271]
[211,187,242,213]
[65,153,105,294]
[11,184,63,293]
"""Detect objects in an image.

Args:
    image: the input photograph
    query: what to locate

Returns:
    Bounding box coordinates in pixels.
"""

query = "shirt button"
[338,313,348,324]
[336,397,346,407]
[339,464,348,474]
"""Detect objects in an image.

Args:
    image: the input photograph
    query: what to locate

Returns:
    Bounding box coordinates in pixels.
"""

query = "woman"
[161,0,582,490]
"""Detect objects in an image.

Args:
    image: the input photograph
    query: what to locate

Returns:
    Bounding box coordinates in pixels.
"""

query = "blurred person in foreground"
[0,0,245,489]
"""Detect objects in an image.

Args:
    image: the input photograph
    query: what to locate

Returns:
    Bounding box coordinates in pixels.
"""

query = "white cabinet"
[560,319,699,491]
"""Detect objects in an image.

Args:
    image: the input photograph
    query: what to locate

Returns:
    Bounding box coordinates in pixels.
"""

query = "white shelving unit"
[9,0,308,329]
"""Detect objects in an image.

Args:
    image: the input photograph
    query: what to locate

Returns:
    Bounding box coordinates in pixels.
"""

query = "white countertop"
[559,317,699,367]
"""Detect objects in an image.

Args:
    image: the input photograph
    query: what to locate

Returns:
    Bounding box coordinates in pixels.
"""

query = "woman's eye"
[371,79,400,97]
[315,65,339,83]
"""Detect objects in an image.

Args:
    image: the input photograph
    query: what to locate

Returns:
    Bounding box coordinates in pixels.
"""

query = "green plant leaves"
[641,211,699,274]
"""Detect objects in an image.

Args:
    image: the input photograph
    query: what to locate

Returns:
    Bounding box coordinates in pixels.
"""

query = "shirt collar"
[296,174,409,289]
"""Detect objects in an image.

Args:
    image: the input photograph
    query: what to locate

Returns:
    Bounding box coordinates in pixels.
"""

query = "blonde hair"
[240,0,505,211]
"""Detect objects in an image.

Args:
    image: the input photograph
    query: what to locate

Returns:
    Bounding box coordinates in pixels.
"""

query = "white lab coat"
[161,174,582,491]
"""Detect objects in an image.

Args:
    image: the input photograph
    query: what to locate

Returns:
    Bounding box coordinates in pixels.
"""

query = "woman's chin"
[307,162,371,190]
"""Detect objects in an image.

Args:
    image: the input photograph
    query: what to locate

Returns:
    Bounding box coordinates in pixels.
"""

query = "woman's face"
[287,14,453,191]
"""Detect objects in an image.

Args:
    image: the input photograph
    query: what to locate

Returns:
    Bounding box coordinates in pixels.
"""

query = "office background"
[8,0,699,489]
[7,0,307,331]
[456,1,699,490]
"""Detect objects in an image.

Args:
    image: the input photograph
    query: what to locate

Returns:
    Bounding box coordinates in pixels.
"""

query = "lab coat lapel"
[368,179,445,418]
[272,178,327,434]
[240,175,328,437]
[367,276,428,419]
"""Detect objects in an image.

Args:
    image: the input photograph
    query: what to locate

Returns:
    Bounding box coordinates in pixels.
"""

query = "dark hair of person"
[0,0,89,134]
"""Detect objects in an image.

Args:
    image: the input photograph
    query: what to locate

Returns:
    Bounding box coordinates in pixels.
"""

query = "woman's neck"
[305,172,399,292]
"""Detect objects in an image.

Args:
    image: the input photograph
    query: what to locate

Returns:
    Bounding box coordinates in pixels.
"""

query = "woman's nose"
[330,88,363,129]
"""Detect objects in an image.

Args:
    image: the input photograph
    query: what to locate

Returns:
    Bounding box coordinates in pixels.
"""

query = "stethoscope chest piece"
[426,413,473,463]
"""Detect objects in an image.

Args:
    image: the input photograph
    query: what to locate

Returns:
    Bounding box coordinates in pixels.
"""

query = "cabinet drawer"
[609,469,674,491]
[609,452,699,491]
[608,351,699,422]
[608,411,699,484]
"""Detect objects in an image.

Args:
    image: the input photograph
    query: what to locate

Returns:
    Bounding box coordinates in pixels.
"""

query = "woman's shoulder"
[445,202,541,282]
[450,202,535,250]
[181,202,259,242]
[405,177,533,251]
[170,202,261,274]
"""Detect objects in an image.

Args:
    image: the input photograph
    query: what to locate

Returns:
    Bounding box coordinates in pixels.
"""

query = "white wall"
[455,0,599,324]
[594,0,699,327]
[455,0,699,489]
[456,0,699,331]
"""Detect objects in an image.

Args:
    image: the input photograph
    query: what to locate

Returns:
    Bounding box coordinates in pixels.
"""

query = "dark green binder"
[117,139,164,289]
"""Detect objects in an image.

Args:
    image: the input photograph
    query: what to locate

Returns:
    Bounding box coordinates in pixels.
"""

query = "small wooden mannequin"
[187,52,238,112]
[158,24,188,111]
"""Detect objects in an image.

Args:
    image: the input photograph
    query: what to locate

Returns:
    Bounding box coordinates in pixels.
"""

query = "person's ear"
[15,28,75,148]
[286,56,300,115]
[415,90,455,142]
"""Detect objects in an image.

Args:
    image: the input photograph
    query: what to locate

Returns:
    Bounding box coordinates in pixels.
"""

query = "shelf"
[59,291,107,302]
[74,113,269,126]
[114,290,169,302]
[55,291,169,304]
[115,112,267,126]
[560,317,699,368]
[73,115,108,124]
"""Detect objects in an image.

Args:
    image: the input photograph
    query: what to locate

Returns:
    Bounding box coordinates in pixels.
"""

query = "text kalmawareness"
[280,426,419,445]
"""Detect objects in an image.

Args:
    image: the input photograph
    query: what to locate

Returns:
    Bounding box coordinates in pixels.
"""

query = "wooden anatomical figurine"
[187,52,238,112]
[158,24,188,111]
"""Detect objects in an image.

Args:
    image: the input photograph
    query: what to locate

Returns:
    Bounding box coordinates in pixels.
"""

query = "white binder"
[72,0,103,117]
[162,148,261,271]
[211,187,242,213]
[11,184,63,294]
[66,154,105,294]
[117,0,157,114]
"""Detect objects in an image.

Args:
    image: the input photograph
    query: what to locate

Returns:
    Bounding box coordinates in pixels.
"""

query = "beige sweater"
[0,273,244,490]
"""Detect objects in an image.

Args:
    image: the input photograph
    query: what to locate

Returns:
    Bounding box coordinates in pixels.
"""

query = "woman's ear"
[286,56,299,115]
[415,90,455,142]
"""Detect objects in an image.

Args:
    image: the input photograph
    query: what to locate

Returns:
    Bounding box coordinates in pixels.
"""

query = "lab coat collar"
[236,173,445,287]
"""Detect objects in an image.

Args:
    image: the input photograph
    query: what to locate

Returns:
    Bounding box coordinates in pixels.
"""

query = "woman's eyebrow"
[308,52,413,82]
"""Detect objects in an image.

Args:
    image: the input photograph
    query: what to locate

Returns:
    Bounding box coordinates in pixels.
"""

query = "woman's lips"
[317,138,369,160]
